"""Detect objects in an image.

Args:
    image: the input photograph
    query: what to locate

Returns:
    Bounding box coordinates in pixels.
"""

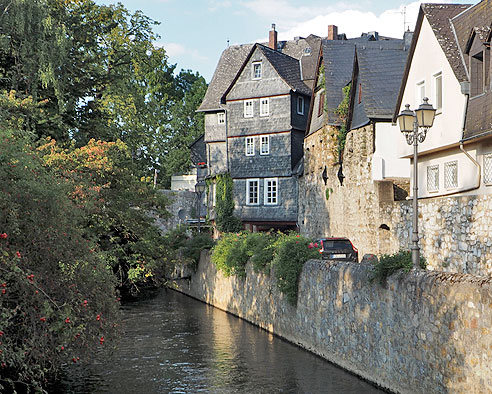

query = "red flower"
[40,317,46,322]
[0,331,3,336]
[60,346,64,351]
[82,300,88,306]
[1,289,5,294]
[99,336,104,345]
[65,317,70,324]
[72,358,77,363]
[27,274,34,282]
[1,283,5,288]
[96,314,101,321]
[0,233,7,239]
[16,251,21,258]
[308,243,313,249]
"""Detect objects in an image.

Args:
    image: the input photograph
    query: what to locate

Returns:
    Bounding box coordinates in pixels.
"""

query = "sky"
[94,0,475,82]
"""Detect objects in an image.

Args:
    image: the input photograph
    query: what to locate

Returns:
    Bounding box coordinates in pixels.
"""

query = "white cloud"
[251,0,456,42]
[158,42,208,62]
[208,0,232,12]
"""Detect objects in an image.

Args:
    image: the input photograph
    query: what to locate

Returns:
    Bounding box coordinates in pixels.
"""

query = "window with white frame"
[444,160,458,189]
[260,98,269,116]
[416,80,425,106]
[297,96,304,115]
[484,153,492,184]
[218,112,225,124]
[245,136,255,156]
[252,62,262,80]
[260,135,270,155]
[244,100,254,118]
[433,72,442,111]
[264,178,278,205]
[246,179,259,205]
[427,165,439,192]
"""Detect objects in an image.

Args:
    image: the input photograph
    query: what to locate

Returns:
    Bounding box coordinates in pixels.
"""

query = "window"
[318,92,325,117]
[246,179,259,205]
[470,51,484,97]
[444,160,458,189]
[260,98,269,116]
[245,137,255,156]
[433,72,442,111]
[416,81,425,106]
[484,153,492,184]
[244,100,253,118]
[218,112,225,124]
[252,62,262,80]
[427,165,439,192]
[260,135,270,155]
[297,96,304,115]
[264,178,278,205]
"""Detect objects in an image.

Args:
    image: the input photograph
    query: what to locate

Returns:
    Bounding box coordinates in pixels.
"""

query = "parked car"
[310,237,358,262]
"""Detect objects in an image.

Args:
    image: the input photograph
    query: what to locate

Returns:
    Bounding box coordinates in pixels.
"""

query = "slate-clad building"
[198,25,321,231]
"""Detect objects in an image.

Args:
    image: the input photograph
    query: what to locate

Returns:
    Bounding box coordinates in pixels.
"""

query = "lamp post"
[397,97,436,269]
[195,180,206,233]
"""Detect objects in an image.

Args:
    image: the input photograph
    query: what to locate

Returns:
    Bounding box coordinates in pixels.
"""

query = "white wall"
[397,16,466,159]
[372,122,410,180]
[171,174,197,191]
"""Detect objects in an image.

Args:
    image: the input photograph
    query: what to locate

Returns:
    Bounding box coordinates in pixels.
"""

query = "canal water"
[55,289,385,394]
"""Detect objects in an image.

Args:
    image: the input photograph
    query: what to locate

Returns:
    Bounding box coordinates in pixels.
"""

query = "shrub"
[244,232,275,272]
[370,250,427,284]
[272,233,319,305]
[182,232,215,267]
[0,131,119,391]
[211,233,249,278]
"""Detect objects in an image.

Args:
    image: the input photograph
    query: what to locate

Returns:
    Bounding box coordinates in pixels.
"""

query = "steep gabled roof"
[257,44,312,96]
[350,46,408,129]
[393,3,471,122]
[323,38,405,126]
[197,44,253,112]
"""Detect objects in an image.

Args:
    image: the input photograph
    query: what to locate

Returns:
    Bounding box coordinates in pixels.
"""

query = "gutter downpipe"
[459,93,481,193]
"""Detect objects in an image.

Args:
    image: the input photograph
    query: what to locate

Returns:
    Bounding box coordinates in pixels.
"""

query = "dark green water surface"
[54,289,385,394]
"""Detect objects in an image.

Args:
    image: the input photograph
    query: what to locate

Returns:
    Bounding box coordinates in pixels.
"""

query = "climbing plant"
[334,83,351,158]
[214,173,242,233]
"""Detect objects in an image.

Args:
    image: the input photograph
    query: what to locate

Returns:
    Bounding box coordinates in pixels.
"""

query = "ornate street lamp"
[397,98,436,268]
[195,180,206,233]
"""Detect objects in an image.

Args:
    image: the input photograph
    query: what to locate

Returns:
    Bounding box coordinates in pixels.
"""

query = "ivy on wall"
[334,83,351,159]
[213,173,242,233]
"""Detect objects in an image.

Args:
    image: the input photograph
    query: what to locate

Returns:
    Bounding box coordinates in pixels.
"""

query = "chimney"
[269,23,278,50]
[328,25,338,40]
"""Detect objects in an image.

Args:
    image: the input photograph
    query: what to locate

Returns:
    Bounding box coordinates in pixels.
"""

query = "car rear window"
[322,240,352,249]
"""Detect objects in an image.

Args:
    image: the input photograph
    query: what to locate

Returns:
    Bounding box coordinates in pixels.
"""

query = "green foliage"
[325,187,333,200]
[214,173,242,233]
[182,232,215,267]
[370,250,427,284]
[212,232,318,304]
[0,130,119,391]
[334,83,351,158]
[244,232,276,272]
[272,233,319,305]
[211,233,249,278]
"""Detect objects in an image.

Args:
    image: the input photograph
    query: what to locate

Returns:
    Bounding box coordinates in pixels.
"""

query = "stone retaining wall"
[173,253,492,394]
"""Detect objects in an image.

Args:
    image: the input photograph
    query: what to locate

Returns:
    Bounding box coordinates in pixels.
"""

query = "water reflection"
[54,289,385,394]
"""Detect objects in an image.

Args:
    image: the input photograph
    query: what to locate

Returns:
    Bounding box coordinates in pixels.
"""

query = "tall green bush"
[211,233,249,278]
[272,233,319,305]
[215,174,242,233]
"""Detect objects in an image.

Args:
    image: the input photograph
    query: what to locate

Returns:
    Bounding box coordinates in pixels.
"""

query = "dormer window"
[470,51,484,97]
[252,62,262,80]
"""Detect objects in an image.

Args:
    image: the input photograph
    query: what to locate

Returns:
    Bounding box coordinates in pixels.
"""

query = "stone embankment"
[173,253,492,394]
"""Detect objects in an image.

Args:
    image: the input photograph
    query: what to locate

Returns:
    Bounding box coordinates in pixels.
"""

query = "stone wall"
[154,190,203,233]
[173,254,492,394]
[299,124,397,258]
[385,195,492,276]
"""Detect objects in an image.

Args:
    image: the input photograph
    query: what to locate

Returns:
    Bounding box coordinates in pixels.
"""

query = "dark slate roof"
[422,3,472,82]
[198,36,321,112]
[257,44,312,96]
[198,44,253,111]
[322,37,405,126]
[350,47,408,129]
[451,0,492,140]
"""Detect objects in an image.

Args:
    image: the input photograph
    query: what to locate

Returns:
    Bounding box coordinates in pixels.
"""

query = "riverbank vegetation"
[370,250,427,284]
[0,0,206,391]
[211,232,319,304]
